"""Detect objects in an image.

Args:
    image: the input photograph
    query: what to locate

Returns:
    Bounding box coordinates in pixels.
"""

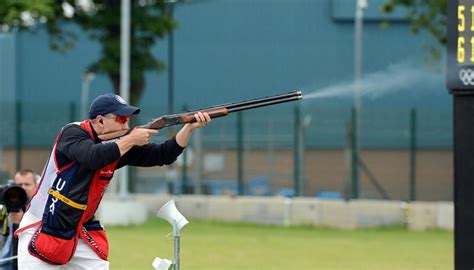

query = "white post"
[354,0,367,142]
[80,73,95,119]
[119,0,131,198]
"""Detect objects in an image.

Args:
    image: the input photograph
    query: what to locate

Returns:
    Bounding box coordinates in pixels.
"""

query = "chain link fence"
[0,101,452,201]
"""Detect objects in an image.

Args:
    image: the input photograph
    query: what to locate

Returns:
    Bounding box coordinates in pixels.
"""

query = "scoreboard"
[448,0,474,91]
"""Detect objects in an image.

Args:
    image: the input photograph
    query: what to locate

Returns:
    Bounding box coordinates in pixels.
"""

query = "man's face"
[14,172,37,198]
[99,114,130,134]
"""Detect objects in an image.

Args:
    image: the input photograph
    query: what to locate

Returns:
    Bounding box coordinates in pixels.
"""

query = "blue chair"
[246,176,272,196]
[316,191,343,200]
[274,188,295,198]
[202,180,238,195]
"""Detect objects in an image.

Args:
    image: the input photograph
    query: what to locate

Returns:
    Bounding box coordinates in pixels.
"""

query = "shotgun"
[98,90,303,140]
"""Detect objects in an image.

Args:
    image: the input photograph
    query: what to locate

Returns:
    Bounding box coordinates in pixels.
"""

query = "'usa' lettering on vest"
[49,178,66,215]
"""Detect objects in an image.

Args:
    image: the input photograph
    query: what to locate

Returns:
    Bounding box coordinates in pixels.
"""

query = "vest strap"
[48,189,87,211]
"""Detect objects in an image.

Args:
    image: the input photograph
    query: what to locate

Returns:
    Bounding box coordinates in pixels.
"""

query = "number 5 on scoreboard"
[459,5,466,32]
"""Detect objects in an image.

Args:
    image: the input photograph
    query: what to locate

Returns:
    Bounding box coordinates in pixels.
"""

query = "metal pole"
[0,256,17,264]
[294,104,304,196]
[0,120,2,176]
[168,4,175,116]
[237,112,244,195]
[119,0,131,198]
[80,73,95,119]
[193,128,203,194]
[0,88,4,174]
[453,96,474,269]
[353,0,367,199]
[181,147,187,194]
[14,31,21,173]
[344,121,352,200]
[181,105,188,194]
[350,107,359,199]
[409,108,417,201]
[166,1,177,195]
[15,101,22,172]
[69,102,76,123]
[174,236,180,270]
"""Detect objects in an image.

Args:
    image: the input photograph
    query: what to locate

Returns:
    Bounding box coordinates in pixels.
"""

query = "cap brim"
[113,105,140,116]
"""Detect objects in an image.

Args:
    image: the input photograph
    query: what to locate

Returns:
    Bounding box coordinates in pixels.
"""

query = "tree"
[382,0,447,44]
[382,0,447,58]
[0,0,175,106]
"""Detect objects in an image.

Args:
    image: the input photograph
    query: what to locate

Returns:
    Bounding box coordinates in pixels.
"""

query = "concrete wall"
[118,194,454,231]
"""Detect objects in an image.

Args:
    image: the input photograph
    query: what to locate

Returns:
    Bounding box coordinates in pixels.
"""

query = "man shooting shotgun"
[16,93,211,270]
[16,91,301,270]
[98,90,303,141]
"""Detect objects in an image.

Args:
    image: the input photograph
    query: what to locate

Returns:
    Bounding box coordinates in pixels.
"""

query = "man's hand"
[127,128,159,146]
[9,211,23,225]
[176,112,211,147]
[116,128,159,156]
[187,112,212,130]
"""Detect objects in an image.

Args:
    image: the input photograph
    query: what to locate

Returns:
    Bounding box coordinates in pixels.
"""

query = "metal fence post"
[351,107,359,199]
[409,108,417,201]
[294,104,304,196]
[237,112,244,195]
[192,128,203,194]
[70,102,76,122]
[181,105,188,194]
[344,121,352,200]
[15,101,22,172]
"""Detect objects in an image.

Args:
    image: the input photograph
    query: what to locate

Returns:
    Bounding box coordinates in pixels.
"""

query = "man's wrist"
[116,136,135,156]
[183,123,197,132]
[120,135,135,146]
[176,125,194,148]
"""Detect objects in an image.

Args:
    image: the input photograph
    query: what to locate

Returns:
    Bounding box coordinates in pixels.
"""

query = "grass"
[107,218,452,270]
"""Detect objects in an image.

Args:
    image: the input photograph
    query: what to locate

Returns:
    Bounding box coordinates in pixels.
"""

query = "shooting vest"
[16,121,119,265]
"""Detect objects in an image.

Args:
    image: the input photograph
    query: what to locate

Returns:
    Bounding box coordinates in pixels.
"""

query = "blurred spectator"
[0,169,37,270]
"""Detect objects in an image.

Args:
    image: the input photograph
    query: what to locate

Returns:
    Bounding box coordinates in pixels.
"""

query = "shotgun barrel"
[142,90,303,129]
[98,90,303,140]
[227,91,302,113]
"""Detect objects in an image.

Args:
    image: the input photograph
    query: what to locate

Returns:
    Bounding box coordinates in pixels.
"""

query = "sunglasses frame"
[114,115,129,124]
[103,114,129,124]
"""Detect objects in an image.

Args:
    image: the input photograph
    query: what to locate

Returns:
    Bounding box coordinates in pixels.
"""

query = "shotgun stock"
[98,90,303,141]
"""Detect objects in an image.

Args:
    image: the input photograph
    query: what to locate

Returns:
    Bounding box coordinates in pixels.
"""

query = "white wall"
[111,194,454,230]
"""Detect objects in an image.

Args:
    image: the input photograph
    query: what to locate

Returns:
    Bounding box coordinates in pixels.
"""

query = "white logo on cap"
[115,95,126,104]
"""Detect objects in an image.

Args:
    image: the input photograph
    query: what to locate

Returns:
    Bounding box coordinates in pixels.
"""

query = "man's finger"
[198,112,207,123]
[145,129,159,135]
[203,112,211,122]
[194,113,202,124]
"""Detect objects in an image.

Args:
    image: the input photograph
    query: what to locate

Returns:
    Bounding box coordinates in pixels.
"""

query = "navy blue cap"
[88,94,140,119]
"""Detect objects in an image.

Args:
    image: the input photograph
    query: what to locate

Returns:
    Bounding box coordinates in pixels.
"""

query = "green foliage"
[382,0,447,45]
[0,0,55,31]
[0,0,175,105]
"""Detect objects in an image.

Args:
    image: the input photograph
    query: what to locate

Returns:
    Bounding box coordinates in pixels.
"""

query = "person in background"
[0,169,38,270]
